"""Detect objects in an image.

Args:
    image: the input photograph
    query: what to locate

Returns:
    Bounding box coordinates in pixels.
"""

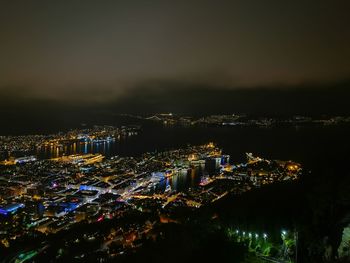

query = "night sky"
[1,1,350,133]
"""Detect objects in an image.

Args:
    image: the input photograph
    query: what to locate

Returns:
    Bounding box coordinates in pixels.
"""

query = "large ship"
[164,184,172,194]
[199,173,213,186]
[147,172,166,189]
[51,154,104,165]
[14,155,37,164]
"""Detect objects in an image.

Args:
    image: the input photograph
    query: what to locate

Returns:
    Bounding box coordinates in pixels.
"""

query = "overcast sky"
[0,0,349,135]
[1,0,349,101]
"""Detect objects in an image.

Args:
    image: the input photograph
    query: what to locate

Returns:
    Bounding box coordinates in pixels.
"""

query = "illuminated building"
[0,203,25,215]
[14,155,37,164]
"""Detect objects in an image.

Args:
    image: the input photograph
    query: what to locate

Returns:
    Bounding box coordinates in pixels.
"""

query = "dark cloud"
[105,79,350,116]
[1,80,350,135]
[0,1,349,134]
[0,0,349,101]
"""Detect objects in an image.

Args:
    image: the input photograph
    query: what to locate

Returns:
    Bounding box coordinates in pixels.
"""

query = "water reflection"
[155,164,215,192]
[37,140,118,159]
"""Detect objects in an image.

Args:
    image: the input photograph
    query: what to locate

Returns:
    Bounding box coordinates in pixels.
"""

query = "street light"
[263,233,267,240]
[281,230,288,261]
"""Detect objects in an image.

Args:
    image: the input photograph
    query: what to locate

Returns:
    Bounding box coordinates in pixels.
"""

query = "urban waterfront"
[34,124,350,171]
[2,1,350,261]
[1,122,350,262]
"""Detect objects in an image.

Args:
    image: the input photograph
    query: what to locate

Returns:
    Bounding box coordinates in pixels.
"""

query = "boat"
[164,184,172,194]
